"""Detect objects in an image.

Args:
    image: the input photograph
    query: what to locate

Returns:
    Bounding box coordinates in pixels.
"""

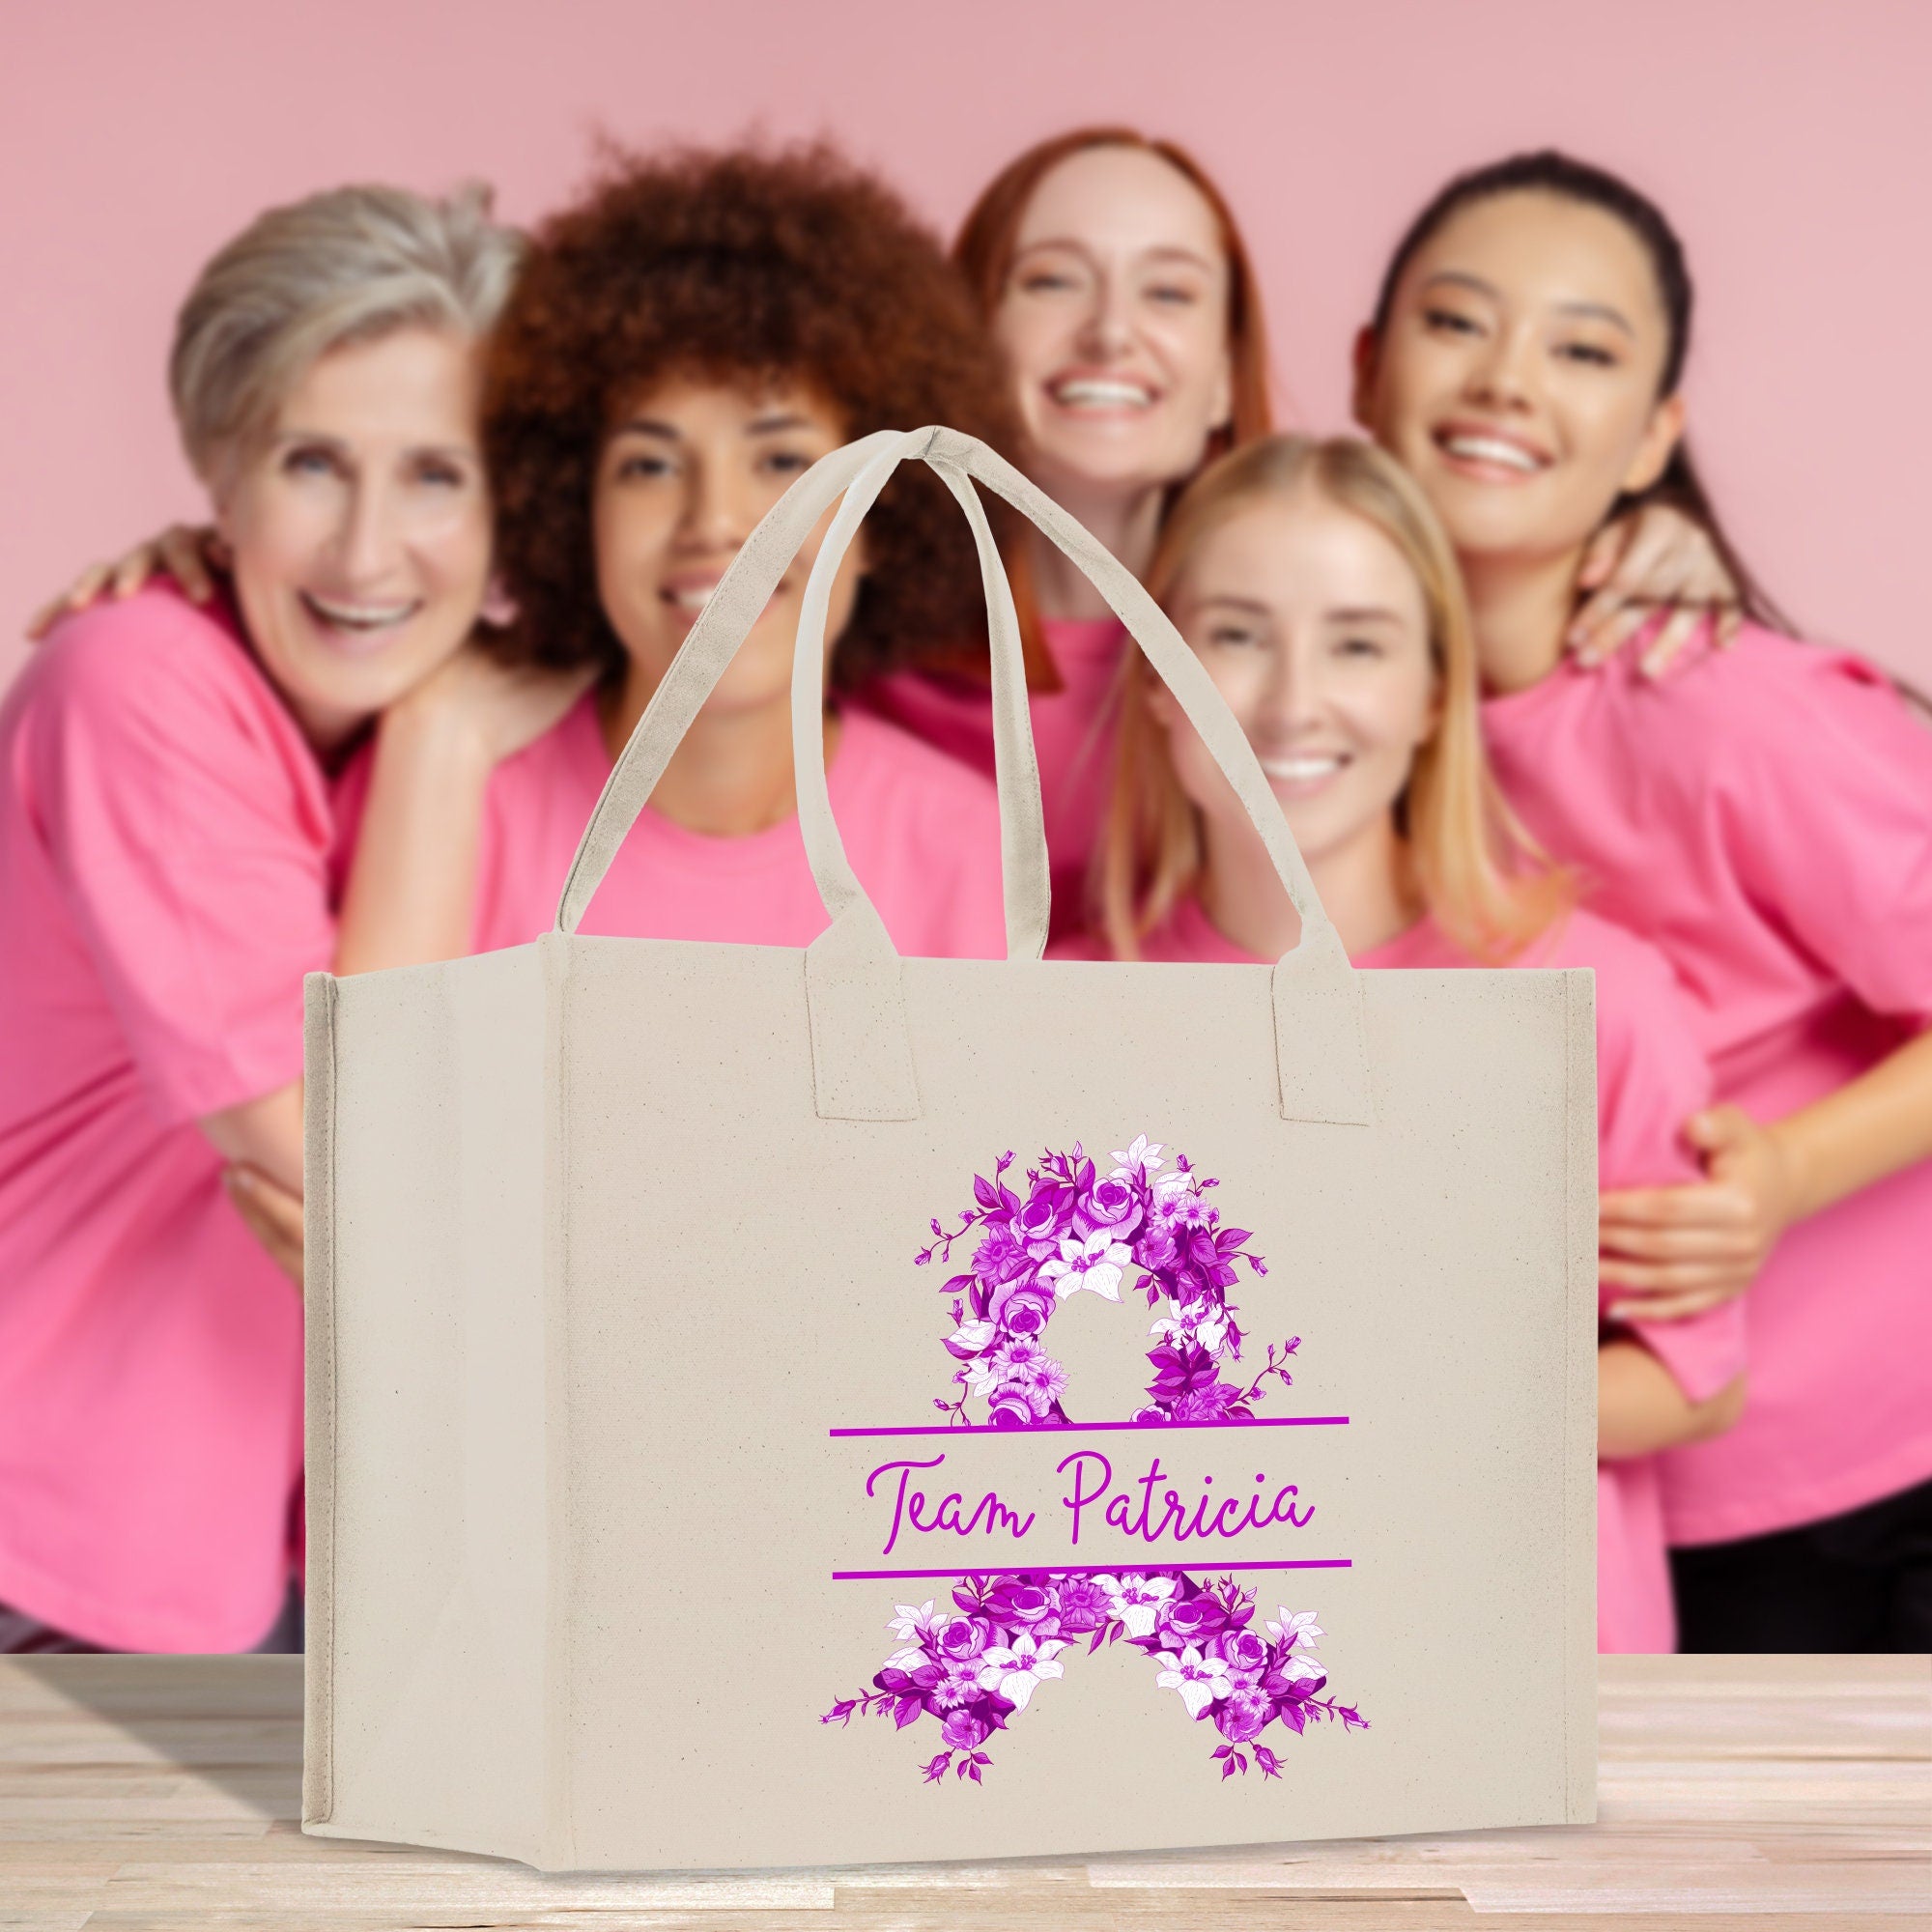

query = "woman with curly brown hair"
[333,141,1020,958]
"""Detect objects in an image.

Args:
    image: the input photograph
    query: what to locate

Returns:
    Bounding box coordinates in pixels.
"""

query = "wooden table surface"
[1,1653,1925,1930]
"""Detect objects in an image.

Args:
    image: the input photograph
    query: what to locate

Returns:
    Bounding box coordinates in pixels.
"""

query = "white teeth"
[1050,378,1154,409]
[1262,755,1345,782]
[302,593,417,630]
[668,586,718,612]
[1441,434,1542,472]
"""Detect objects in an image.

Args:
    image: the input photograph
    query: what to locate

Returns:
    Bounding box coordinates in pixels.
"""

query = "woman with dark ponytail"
[1355,150,1932,1650]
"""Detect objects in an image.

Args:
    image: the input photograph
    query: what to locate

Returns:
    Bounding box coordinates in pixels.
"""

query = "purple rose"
[988,1280,1054,1338]
[985,1581,1055,1627]
[987,1391,1037,1429]
[936,1616,990,1662]
[1052,1576,1112,1635]
[1163,1596,1228,1643]
[1213,1685,1272,1743]
[1075,1175,1144,1240]
[1014,1182,1074,1253]
[1212,1629,1270,1678]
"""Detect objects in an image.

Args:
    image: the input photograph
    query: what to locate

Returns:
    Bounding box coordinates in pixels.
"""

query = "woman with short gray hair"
[0,183,582,1655]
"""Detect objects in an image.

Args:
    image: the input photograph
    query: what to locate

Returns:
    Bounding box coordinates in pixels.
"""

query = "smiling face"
[213,326,491,748]
[1354,189,1685,566]
[1155,489,1440,868]
[591,376,860,717]
[993,144,1235,505]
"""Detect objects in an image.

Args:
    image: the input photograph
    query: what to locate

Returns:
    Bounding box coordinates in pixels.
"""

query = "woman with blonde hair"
[1058,433,1745,1650]
[0,184,580,1654]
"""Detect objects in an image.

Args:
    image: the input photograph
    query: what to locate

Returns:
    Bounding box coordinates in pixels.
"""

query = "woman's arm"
[200,648,592,1274]
[1599,1337,1746,1461]
[1601,1030,1932,1321]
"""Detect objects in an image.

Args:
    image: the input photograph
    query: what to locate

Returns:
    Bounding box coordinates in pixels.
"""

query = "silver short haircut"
[168,182,523,480]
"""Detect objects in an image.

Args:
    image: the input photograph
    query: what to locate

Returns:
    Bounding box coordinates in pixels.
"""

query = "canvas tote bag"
[302,425,1598,1872]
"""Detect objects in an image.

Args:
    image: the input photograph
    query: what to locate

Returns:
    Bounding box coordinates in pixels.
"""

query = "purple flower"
[972,1224,1030,1285]
[1163,1596,1228,1644]
[1213,1685,1272,1743]
[1075,1175,1144,1240]
[940,1707,992,1750]
[936,1616,991,1662]
[1052,1576,1113,1635]
[989,1281,1054,1338]
[987,1391,1036,1429]
[1014,1182,1075,1253]
[915,1659,984,1710]
[984,1580,1056,1628]
[1001,1357,1067,1418]
[1212,1629,1271,1679]
[1171,1381,1242,1423]
[1135,1223,1181,1271]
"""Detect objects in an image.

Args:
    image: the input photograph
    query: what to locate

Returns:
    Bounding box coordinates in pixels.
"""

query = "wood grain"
[0,1654,1924,1928]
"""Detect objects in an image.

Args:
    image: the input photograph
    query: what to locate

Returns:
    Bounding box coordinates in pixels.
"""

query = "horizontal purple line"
[831,1559,1353,1581]
[830,1417,1350,1439]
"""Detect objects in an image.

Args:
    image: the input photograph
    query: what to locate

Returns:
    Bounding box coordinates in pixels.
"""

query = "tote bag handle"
[554,426,1372,1129]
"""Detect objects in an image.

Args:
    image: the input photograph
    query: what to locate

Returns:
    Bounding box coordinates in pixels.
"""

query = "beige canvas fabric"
[302,426,1598,1873]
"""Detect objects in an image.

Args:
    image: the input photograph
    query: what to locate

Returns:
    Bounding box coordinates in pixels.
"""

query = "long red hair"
[952,128,1276,689]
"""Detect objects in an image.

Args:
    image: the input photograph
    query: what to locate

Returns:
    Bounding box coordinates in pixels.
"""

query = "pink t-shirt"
[411,696,1011,957]
[0,586,319,1651]
[1053,896,1742,1652]
[863,616,1128,939]
[1483,630,1932,1546]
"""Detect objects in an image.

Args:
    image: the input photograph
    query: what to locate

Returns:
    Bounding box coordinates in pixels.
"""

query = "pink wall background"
[4,0,1928,686]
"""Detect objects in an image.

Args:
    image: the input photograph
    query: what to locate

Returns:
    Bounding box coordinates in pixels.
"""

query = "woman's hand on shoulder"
[26,526,226,639]
[1568,503,1743,679]
[383,644,598,772]
[1598,1103,1800,1320]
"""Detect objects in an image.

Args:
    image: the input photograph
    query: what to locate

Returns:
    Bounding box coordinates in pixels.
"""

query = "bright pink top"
[1483,630,1932,1546]
[1053,896,1742,1651]
[863,616,1128,939]
[0,586,316,1651]
[410,696,1011,957]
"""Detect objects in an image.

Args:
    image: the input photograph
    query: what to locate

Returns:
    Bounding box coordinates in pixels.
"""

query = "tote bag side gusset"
[300,971,340,1833]
[302,948,554,1863]
[1562,966,1601,1821]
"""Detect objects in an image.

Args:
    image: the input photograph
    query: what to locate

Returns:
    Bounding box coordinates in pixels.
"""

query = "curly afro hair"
[482,142,1021,688]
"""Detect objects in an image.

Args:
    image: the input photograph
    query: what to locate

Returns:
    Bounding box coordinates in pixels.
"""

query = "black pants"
[0,1583,303,1656]
[1670,1471,1932,1651]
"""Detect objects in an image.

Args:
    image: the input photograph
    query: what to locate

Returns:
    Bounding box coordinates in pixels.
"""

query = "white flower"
[1151,1309,1228,1352]
[887,1600,951,1643]
[1039,1229,1131,1302]
[1095,1571,1178,1638]
[976,1631,1067,1712]
[1154,1644,1233,1718]
[882,1643,927,1672]
[1109,1134,1165,1179]
[1264,1607,1324,1652]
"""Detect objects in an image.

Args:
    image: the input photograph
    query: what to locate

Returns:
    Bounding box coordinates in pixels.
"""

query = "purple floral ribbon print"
[822,1135,1367,1785]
